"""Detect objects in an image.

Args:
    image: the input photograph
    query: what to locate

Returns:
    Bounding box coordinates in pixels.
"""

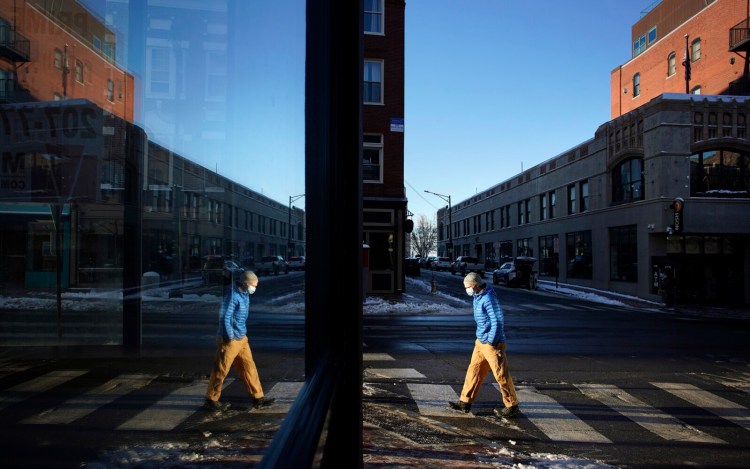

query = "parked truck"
[450,256,485,277]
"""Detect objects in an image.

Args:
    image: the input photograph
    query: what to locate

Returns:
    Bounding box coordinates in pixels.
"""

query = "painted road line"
[652,382,750,432]
[364,368,425,379]
[576,383,724,444]
[22,373,156,425]
[363,353,395,361]
[407,383,473,418]
[0,370,88,411]
[509,385,612,443]
[117,378,233,431]
[253,381,304,414]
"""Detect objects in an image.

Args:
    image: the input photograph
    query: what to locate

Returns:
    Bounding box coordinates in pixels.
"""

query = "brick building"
[611,0,750,118]
[363,0,407,294]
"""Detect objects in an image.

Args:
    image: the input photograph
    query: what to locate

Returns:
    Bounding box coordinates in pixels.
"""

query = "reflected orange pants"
[205,335,265,401]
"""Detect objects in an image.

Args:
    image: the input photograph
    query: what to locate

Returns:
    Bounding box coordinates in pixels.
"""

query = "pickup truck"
[450,256,485,277]
[255,255,289,275]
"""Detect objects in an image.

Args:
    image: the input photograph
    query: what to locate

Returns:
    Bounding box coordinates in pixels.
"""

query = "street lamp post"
[424,190,452,259]
[288,193,305,259]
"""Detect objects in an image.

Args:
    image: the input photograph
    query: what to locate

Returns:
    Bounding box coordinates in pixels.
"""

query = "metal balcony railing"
[729,17,750,52]
[0,25,31,62]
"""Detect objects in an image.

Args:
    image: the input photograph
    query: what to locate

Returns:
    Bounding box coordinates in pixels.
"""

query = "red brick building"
[0,0,134,121]
[363,0,407,294]
[610,0,749,118]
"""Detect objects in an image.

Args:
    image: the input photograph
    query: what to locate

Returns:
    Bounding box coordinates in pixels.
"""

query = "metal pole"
[448,195,452,260]
[288,196,292,259]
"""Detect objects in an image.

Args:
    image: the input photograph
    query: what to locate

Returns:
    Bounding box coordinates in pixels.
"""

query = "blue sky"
[405,1,650,220]
[80,0,651,222]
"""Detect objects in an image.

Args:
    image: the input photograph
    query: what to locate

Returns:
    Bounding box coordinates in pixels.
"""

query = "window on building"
[566,230,592,279]
[580,180,589,212]
[612,157,644,204]
[609,225,637,282]
[567,183,577,214]
[691,85,701,95]
[147,45,174,97]
[691,38,701,61]
[549,191,556,218]
[504,205,511,227]
[633,73,640,97]
[539,194,548,220]
[516,238,532,257]
[364,0,383,34]
[205,51,227,101]
[667,52,676,76]
[75,60,84,83]
[538,234,558,276]
[363,134,383,182]
[106,79,114,101]
[524,199,530,224]
[54,49,63,69]
[633,34,646,56]
[517,201,523,225]
[364,60,382,104]
[690,149,750,196]
[647,26,657,44]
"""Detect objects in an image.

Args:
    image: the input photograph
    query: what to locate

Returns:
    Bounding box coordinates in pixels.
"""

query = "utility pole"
[288,194,305,259]
[424,190,452,259]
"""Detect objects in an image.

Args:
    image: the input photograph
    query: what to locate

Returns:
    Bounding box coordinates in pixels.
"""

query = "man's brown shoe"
[493,404,520,418]
[253,397,275,409]
[448,400,471,413]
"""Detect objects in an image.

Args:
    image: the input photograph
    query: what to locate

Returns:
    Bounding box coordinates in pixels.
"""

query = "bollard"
[431,276,437,293]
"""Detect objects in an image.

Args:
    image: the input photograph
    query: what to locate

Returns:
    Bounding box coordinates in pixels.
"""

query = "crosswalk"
[364,353,750,446]
[1,354,749,448]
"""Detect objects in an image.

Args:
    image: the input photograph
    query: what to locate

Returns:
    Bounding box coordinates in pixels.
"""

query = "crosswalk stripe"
[253,381,304,414]
[117,378,233,431]
[546,303,580,311]
[576,383,725,444]
[364,368,425,379]
[652,382,750,432]
[22,373,156,425]
[518,304,555,311]
[0,370,88,411]
[510,385,612,443]
[363,353,394,361]
[406,383,472,418]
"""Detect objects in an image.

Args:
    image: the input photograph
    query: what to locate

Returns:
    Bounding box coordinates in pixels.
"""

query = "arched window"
[667,52,676,76]
[691,38,701,61]
[633,73,640,97]
[612,157,644,204]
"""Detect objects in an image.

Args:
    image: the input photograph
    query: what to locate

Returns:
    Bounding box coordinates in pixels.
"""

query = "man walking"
[205,270,275,411]
[448,272,520,418]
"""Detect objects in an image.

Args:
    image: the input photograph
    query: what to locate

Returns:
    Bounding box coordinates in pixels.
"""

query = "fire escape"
[729,15,750,95]
[0,17,32,103]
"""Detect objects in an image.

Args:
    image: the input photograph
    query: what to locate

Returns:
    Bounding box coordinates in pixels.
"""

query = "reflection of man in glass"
[204,270,275,411]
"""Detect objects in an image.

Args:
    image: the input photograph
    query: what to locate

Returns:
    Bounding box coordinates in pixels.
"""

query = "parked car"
[493,257,538,289]
[492,261,516,285]
[201,255,244,285]
[431,257,452,271]
[287,256,306,271]
[256,255,289,275]
[450,256,484,276]
[404,257,421,276]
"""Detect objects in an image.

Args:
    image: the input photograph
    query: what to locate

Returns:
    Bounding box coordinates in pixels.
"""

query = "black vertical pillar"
[122,123,145,347]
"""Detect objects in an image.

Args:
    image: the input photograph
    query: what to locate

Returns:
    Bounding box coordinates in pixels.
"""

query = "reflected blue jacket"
[218,283,250,341]
[472,286,506,345]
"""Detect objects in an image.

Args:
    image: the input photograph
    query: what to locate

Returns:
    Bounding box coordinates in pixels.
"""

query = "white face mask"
[248,286,257,295]
[465,287,475,297]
